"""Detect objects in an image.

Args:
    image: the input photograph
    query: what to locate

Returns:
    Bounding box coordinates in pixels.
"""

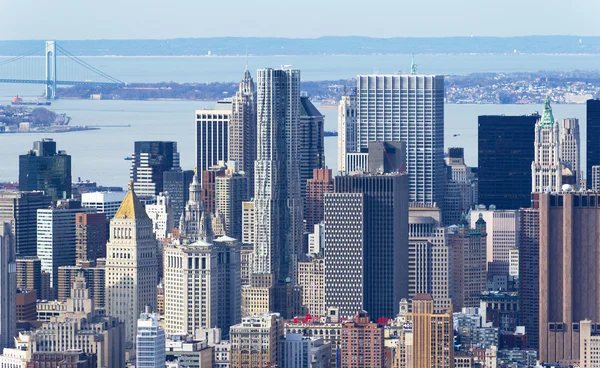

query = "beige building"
[215,162,248,240]
[230,313,284,368]
[297,257,325,317]
[409,294,453,368]
[105,187,158,347]
[579,319,600,368]
[469,206,519,270]
[241,201,255,246]
[29,274,125,368]
[241,274,274,317]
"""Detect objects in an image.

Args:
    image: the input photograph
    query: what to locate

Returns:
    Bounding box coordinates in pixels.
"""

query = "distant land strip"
[1,36,600,56]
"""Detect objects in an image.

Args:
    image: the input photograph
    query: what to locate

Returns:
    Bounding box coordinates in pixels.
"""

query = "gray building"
[136,312,166,368]
[196,103,231,183]
[356,73,445,206]
[299,96,325,198]
[130,141,180,198]
[0,222,16,351]
[367,141,405,175]
[163,168,194,229]
[329,172,409,319]
[280,334,330,368]
[337,93,358,174]
[0,191,51,257]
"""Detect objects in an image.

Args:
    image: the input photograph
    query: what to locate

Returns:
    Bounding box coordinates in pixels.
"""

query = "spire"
[410,54,418,75]
[539,95,555,127]
[114,183,148,220]
[199,212,214,243]
[188,172,202,205]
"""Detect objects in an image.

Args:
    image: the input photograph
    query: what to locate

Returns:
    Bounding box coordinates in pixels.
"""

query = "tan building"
[538,192,600,362]
[241,274,274,317]
[340,311,384,368]
[241,201,255,246]
[215,162,248,240]
[230,313,284,368]
[409,294,454,368]
[579,319,600,368]
[297,257,325,317]
[28,274,125,368]
[240,244,253,287]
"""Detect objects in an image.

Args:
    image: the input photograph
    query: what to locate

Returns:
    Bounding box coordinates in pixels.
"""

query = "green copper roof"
[539,96,555,127]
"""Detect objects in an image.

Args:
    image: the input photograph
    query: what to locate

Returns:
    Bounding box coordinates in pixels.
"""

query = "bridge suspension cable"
[55,45,123,84]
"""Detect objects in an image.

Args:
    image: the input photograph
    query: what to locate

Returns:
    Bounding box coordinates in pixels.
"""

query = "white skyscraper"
[136,311,165,368]
[146,192,174,240]
[561,118,580,188]
[105,187,158,347]
[532,97,562,193]
[0,222,15,351]
[470,205,519,270]
[356,71,445,206]
[253,67,303,284]
[337,93,358,174]
[196,104,231,181]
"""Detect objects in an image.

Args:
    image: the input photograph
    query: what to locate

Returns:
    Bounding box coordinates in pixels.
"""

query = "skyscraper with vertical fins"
[532,97,562,193]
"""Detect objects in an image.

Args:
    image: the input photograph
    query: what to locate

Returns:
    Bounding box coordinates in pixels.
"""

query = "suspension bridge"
[0,41,125,99]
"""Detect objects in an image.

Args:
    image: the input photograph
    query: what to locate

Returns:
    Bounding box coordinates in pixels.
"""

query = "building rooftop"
[113,186,148,220]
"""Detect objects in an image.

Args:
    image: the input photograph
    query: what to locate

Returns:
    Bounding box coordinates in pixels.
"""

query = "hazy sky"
[2,0,599,40]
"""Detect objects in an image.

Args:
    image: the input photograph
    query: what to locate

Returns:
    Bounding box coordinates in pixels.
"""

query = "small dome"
[562,184,573,192]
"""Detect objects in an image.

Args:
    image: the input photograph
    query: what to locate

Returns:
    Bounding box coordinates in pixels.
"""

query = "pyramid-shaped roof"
[114,186,148,220]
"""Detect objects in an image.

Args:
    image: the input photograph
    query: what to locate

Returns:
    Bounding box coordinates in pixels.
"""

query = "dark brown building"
[519,207,539,351]
[16,256,42,297]
[305,168,333,229]
[538,192,600,362]
[16,289,37,322]
[27,352,97,368]
[340,311,383,368]
[75,212,107,264]
[57,262,105,308]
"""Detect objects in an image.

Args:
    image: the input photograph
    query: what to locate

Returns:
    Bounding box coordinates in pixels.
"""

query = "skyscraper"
[0,191,51,257]
[75,212,107,264]
[297,257,325,317]
[0,223,16,351]
[299,96,325,198]
[337,93,358,174]
[136,311,165,368]
[196,104,231,181]
[478,114,538,209]
[215,162,248,240]
[586,99,600,189]
[130,141,180,198]
[532,97,562,193]
[519,207,539,350]
[19,138,71,200]
[145,193,174,240]
[252,67,302,285]
[81,191,126,221]
[229,68,257,198]
[179,172,215,243]
[340,311,384,368]
[163,168,194,229]
[356,73,445,206]
[105,187,158,346]
[15,256,41,297]
[444,147,476,226]
[331,173,409,319]
[537,191,600,362]
[305,168,333,230]
[561,118,580,188]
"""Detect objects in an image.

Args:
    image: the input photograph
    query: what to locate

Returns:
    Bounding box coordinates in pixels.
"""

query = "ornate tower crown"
[539,96,555,128]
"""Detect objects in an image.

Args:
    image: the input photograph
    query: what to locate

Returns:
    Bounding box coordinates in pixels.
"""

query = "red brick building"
[305,168,333,229]
[340,311,383,368]
[75,212,107,264]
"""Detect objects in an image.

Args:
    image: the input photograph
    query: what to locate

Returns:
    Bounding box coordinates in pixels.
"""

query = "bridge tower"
[45,41,57,99]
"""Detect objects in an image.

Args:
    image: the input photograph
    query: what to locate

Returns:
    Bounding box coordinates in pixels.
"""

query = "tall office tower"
[136,311,166,368]
[356,73,445,206]
[130,141,180,198]
[366,141,405,175]
[202,165,226,214]
[216,162,248,240]
[532,98,562,193]
[409,294,454,368]
[146,192,174,240]
[19,138,71,200]
[242,201,255,246]
[586,99,600,188]
[37,200,90,297]
[0,223,16,351]
[592,166,600,192]
[252,67,302,285]
[561,118,580,187]
[28,274,125,368]
[470,206,519,272]
[299,96,325,198]
[230,313,284,368]
[478,114,538,209]
[0,191,51,257]
[340,311,384,368]
[332,174,409,319]
[518,207,539,350]
[16,256,41,296]
[323,192,364,319]
[229,68,257,198]
[305,168,333,229]
[164,236,240,337]
[196,104,231,181]
[536,191,600,362]
[58,263,105,309]
[444,147,476,226]
[337,93,358,173]
[449,216,487,312]
[75,212,107,264]
[163,168,194,229]
[179,173,215,243]
[408,204,451,314]
[297,257,325,316]
[105,187,158,347]
[81,191,126,220]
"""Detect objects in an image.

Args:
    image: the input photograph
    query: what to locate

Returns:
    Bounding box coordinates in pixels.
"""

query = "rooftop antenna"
[410,54,418,75]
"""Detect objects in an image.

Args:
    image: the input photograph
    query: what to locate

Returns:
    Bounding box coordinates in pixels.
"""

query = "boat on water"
[124,157,132,161]
[324,131,338,137]
[11,96,51,106]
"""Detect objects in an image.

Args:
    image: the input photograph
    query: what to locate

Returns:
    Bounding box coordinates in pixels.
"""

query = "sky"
[2,0,599,40]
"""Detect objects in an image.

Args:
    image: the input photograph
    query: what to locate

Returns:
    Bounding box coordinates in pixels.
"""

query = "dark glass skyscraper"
[130,141,180,198]
[163,168,194,229]
[19,139,71,200]
[586,99,600,188]
[478,114,539,210]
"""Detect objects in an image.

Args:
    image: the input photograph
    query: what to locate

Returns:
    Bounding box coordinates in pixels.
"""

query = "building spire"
[410,54,418,75]
[539,95,555,127]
